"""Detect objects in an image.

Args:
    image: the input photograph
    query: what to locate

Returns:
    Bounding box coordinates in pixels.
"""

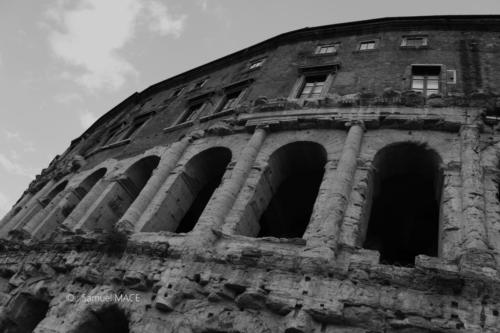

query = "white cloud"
[53,92,84,105]
[0,154,36,179]
[3,130,35,153]
[0,191,11,218]
[144,1,186,37]
[78,109,98,129]
[45,0,187,91]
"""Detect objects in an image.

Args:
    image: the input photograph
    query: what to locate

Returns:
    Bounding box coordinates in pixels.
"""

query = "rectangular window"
[179,102,205,123]
[193,79,208,90]
[121,118,148,140]
[315,44,338,54]
[172,87,184,97]
[446,70,457,84]
[220,90,243,111]
[298,75,327,99]
[401,36,428,47]
[249,58,265,70]
[359,40,376,51]
[411,65,441,96]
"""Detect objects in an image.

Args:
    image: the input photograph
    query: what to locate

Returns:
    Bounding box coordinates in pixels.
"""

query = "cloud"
[53,92,84,105]
[78,109,98,129]
[45,0,187,91]
[0,154,36,179]
[2,130,35,153]
[144,1,186,37]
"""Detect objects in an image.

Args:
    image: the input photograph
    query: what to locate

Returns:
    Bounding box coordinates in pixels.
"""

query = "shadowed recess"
[363,142,443,266]
[258,141,327,238]
[73,304,129,333]
[175,147,232,233]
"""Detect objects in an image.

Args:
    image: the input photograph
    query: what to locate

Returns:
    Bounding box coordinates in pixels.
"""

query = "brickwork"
[1,15,500,332]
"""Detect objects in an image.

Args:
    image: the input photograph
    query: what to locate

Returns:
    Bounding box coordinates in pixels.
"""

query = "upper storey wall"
[58,20,500,174]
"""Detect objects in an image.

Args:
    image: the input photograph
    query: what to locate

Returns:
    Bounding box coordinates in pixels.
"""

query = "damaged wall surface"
[2,15,500,332]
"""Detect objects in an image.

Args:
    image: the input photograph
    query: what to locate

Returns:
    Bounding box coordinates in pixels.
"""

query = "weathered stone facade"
[2,15,500,332]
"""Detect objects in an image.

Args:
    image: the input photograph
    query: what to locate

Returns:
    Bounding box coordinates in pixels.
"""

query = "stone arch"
[0,294,50,333]
[363,141,443,266]
[39,180,68,207]
[72,304,129,333]
[102,155,160,229]
[235,141,327,238]
[140,146,232,233]
[65,168,107,218]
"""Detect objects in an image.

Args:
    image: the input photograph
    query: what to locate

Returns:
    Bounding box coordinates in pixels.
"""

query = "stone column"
[191,127,267,238]
[303,121,364,250]
[459,124,493,266]
[23,188,83,239]
[12,189,68,238]
[116,137,191,233]
[439,168,462,261]
[72,179,136,232]
[338,167,372,247]
[0,180,56,237]
[62,179,109,230]
[0,192,33,229]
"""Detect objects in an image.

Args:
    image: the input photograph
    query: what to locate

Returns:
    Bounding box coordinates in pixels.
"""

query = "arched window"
[138,147,232,233]
[0,295,49,333]
[39,180,68,207]
[65,168,107,218]
[233,141,326,238]
[363,142,443,266]
[73,304,129,333]
[110,156,160,226]
[175,147,232,233]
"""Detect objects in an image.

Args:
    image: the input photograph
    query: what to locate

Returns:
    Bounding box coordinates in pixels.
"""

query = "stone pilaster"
[72,179,135,232]
[0,180,56,238]
[116,137,192,233]
[0,192,33,229]
[439,168,462,261]
[62,179,109,230]
[23,188,83,239]
[459,124,494,267]
[303,121,364,252]
[191,127,267,240]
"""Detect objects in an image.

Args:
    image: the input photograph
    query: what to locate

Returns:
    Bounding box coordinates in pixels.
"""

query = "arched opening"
[40,180,68,207]
[73,304,129,333]
[109,156,160,226]
[174,147,232,233]
[363,142,443,266]
[257,141,327,238]
[63,168,107,218]
[0,295,50,333]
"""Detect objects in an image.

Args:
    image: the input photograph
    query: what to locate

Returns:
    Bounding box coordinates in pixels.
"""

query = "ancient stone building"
[2,15,500,332]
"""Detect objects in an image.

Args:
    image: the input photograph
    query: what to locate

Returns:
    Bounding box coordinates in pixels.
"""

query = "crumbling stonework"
[2,15,500,332]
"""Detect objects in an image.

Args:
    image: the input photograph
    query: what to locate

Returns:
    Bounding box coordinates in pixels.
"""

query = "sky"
[1,0,500,217]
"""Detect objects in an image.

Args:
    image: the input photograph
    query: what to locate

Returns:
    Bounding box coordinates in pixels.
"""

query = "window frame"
[411,65,442,96]
[172,86,185,98]
[315,43,339,55]
[358,40,377,51]
[248,58,266,70]
[289,65,339,100]
[401,35,428,48]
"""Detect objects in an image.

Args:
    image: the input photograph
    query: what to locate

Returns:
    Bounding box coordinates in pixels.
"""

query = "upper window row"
[314,35,428,54]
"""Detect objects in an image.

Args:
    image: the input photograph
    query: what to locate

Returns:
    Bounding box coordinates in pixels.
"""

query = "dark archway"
[257,141,327,238]
[0,295,50,333]
[40,180,68,207]
[63,168,107,218]
[363,142,443,266]
[175,147,232,233]
[73,304,129,333]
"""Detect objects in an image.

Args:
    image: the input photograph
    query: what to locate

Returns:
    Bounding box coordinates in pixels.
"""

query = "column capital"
[345,120,365,130]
